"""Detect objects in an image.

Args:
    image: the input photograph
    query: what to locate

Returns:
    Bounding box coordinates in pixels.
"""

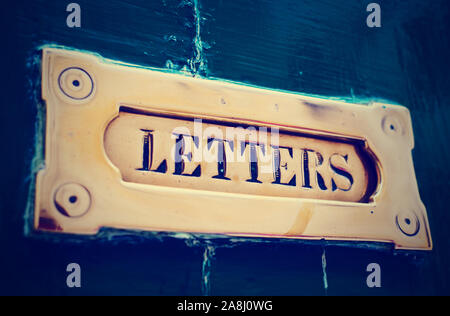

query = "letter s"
[330,154,353,192]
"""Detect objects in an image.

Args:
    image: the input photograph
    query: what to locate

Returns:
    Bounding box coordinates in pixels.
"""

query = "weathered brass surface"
[35,48,432,250]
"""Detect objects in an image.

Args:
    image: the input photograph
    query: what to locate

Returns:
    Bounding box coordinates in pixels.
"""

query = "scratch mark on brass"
[285,203,314,236]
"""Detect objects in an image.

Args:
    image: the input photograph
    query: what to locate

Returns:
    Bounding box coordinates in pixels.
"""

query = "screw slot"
[69,195,78,204]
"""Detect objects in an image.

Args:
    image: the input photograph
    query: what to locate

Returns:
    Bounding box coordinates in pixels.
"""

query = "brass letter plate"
[35,48,432,250]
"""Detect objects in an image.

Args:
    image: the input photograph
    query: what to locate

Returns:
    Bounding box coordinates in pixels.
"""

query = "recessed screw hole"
[72,80,80,87]
[390,124,395,131]
[405,218,411,225]
[69,195,77,204]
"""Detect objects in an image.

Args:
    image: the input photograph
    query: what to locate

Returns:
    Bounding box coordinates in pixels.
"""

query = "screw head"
[58,67,94,100]
[382,115,403,136]
[54,183,91,218]
[396,211,420,237]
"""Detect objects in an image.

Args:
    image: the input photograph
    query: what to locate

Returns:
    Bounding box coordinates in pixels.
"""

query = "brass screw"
[54,183,91,218]
[396,212,420,237]
[58,67,94,100]
[382,115,403,136]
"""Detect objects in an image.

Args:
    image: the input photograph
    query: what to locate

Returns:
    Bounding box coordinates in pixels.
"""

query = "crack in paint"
[188,0,208,76]
[201,244,216,296]
[322,247,329,295]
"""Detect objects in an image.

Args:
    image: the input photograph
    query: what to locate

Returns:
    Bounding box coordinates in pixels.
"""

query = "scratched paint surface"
[0,0,449,295]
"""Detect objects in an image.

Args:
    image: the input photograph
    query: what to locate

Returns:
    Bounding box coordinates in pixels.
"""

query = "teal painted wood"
[0,0,448,295]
